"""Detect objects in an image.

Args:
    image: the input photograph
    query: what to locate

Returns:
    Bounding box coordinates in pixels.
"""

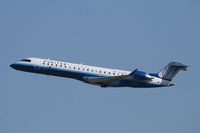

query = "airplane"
[10,57,188,88]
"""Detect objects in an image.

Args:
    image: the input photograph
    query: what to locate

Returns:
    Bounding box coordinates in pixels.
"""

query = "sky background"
[1,0,200,133]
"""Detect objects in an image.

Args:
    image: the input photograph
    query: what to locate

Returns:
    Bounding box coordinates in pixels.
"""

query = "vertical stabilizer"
[158,62,188,81]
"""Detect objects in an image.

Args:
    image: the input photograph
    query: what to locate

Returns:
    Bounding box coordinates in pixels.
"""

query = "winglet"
[129,69,138,76]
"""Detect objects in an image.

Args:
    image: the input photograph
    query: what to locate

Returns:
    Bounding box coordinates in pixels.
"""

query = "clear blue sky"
[1,0,200,133]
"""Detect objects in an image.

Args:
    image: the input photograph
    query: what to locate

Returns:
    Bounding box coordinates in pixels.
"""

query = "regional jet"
[10,58,188,88]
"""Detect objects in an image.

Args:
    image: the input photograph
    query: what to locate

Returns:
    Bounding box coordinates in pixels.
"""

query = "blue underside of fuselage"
[11,63,161,88]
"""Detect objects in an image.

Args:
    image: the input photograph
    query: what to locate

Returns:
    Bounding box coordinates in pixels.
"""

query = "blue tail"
[157,62,188,81]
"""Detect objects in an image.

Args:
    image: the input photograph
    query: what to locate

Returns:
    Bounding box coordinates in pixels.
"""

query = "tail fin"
[157,62,188,81]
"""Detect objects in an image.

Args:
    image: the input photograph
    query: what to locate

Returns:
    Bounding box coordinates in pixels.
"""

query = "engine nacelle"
[134,70,153,80]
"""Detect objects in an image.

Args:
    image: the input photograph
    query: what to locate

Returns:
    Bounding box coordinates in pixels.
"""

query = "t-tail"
[156,62,188,81]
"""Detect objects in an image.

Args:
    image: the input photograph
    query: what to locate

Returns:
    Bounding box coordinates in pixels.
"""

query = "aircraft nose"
[10,63,16,69]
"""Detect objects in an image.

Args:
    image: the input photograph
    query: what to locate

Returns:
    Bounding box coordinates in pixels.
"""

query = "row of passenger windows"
[42,60,126,76]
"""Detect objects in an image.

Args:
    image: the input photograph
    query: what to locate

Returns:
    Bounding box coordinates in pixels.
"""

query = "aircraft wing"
[83,69,138,87]
[83,75,130,87]
[83,69,153,87]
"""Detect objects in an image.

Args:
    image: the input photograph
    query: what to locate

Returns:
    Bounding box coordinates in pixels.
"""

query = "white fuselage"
[10,57,172,88]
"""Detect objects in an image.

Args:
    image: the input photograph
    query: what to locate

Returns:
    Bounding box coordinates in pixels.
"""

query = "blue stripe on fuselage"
[11,62,110,81]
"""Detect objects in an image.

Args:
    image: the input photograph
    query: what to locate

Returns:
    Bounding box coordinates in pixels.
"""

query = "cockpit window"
[20,59,31,62]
